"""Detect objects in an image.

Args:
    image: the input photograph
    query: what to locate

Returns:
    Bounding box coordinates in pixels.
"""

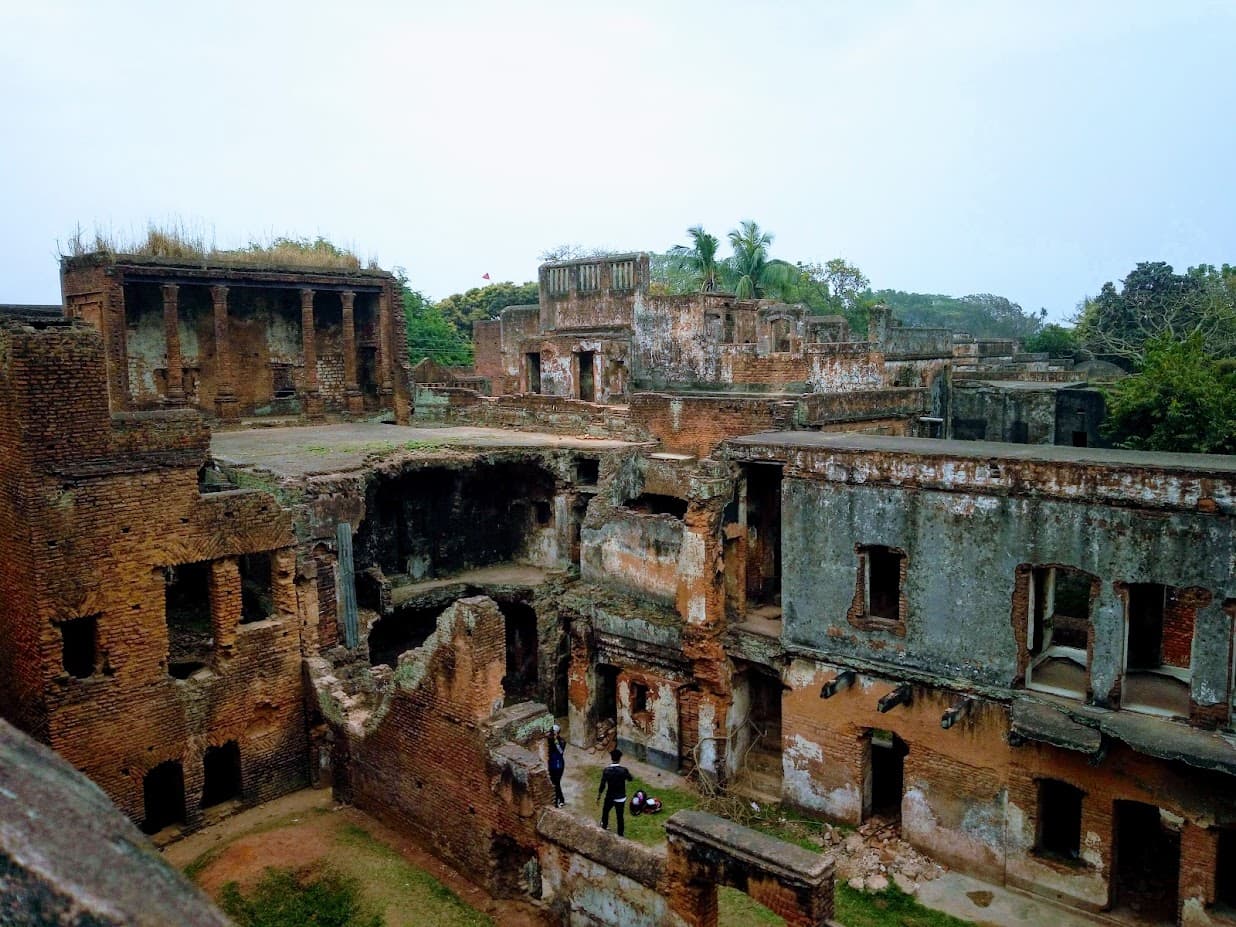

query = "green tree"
[1075,262,1236,365]
[434,280,540,338]
[723,220,797,299]
[870,290,1043,340]
[1022,323,1080,357]
[668,226,722,292]
[1101,335,1236,454]
[394,269,473,366]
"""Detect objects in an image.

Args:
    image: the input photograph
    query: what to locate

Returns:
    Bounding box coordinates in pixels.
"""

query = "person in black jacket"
[547,724,566,807]
[597,748,634,836]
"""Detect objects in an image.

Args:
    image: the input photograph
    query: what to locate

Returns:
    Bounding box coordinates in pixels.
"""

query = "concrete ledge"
[665,809,832,887]
[537,807,665,889]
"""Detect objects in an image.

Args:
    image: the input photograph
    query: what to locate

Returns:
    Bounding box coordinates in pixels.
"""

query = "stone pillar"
[300,288,323,416]
[377,289,394,396]
[340,290,363,413]
[208,557,241,660]
[161,284,185,403]
[210,285,238,419]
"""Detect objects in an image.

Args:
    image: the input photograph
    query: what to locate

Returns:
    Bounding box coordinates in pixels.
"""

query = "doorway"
[1112,801,1180,923]
[142,760,186,835]
[595,663,619,744]
[578,351,596,402]
[744,464,782,613]
[865,730,907,820]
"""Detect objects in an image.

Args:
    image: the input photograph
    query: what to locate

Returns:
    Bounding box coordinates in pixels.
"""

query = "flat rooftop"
[726,431,1236,474]
[211,423,638,477]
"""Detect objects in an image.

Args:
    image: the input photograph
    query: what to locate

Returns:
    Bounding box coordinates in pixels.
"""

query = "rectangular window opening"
[575,457,599,486]
[239,552,273,624]
[1124,582,1191,717]
[623,492,688,519]
[631,681,649,716]
[1026,566,1093,698]
[165,561,213,679]
[60,614,100,679]
[865,546,903,623]
[1036,778,1084,861]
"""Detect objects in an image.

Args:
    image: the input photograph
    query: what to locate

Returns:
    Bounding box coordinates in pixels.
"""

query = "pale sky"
[2,0,1233,320]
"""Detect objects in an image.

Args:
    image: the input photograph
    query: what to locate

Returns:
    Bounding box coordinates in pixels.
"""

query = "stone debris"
[807,816,948,895]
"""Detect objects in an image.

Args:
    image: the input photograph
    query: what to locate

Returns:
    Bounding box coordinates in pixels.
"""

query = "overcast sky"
[2,1,1233,319]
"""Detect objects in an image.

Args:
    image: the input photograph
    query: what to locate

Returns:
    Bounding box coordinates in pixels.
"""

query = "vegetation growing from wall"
[61,223,372,271]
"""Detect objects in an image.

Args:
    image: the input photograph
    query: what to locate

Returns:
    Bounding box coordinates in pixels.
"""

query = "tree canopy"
[1101,335,1236,454]
[1075,262,1236,365]
[434,280,540,339]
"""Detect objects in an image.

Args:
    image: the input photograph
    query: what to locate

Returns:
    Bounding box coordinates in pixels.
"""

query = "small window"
[575,458,600,486]
[1036,779,1084,860]
[165,561,213,679]
[534,500,552,526]
[865,546,903,622]
[623,493,688,519]
[1127,583,1168,670]
[1026,566,1093,698]
[239,553,273,624]
[60,615,99,678]
[631,681,649,716]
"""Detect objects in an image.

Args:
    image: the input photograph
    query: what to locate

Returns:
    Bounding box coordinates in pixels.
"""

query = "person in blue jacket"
[547,724,567,807]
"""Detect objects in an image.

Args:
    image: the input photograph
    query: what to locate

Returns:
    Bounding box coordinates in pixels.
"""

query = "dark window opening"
[526,352,541,394]
[165,561,212,679]
[201,741,241,808]
[723,312,735,344]
[624,493,688,519]
[576,458,600,486]
[744,463,783,611]
[239,552,273,624]
[1036,779,1084,860]
[1127,583,1167,670]
[1113,801,1180,921]
[60,614,99,678]
[630,681,649,716]
[502,600,539,703]
[865,546,904,622]
[368,603,442,669]
[866,729,907,820]
[1072,430,1088,447]
[1217,829,1236,909]
[1009,420,1029,443]
[534,500,552,526]
[141,760,186,835]
[578,351,595,402]
[570,496,589,567]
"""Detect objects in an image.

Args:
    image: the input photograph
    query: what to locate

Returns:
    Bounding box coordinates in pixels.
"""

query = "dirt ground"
[165,788,549,927]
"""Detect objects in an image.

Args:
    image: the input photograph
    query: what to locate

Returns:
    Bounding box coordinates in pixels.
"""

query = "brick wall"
[0,320,307,830]
[348,597,552,895]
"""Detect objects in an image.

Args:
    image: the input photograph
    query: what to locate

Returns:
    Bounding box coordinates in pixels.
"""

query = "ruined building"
[0,247,1230,927]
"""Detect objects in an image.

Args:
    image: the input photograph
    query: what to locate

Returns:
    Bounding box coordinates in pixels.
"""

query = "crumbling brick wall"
[0,319,307,829]
[346,597,553,896]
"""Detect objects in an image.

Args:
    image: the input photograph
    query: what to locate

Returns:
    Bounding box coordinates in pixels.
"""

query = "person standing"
[548,723,567,807]
[597,748,634,836]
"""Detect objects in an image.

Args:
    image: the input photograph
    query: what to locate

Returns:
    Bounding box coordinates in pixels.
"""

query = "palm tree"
[669,226,722,292]
[724,220,797,300]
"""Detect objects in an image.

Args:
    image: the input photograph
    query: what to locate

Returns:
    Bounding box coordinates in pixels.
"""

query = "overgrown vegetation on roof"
[60,222,377,272]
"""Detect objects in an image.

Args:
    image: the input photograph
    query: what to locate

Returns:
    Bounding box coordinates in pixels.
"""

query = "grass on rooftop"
[61,222,376,271]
